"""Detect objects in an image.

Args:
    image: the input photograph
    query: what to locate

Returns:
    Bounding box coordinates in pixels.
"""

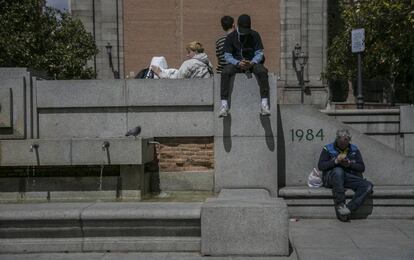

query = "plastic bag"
[307,168,323,187]
[149,56,168,79]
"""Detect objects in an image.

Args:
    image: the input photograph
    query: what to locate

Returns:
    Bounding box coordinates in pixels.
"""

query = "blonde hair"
[186,41,204,53]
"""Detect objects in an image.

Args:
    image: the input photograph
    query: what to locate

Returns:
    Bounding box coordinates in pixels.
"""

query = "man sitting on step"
[318,129,373,222]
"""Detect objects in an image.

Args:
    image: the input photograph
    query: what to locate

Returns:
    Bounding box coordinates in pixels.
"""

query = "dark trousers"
[323,167,373,212]
[220,63,270,100]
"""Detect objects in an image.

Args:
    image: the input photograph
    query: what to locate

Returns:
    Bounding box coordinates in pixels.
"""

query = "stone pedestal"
[214,74,278,196]
[201,189,289,256]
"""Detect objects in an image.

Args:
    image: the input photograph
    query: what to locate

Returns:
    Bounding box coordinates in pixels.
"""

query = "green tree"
[0,0,98,79]
[325,0,414,104]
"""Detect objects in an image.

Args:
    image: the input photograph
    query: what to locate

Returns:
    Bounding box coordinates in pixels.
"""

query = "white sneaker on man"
[218,104,229,117]
[260,103,271,116]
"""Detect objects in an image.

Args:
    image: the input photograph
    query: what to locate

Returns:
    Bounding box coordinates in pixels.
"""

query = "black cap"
[237,14,251,35]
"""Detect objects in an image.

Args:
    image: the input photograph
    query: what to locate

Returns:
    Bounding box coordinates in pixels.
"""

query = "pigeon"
[125,126,141,137]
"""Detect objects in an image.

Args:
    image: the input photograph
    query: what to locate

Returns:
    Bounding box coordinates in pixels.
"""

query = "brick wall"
[156,137,214,172]
[123,0,280,77]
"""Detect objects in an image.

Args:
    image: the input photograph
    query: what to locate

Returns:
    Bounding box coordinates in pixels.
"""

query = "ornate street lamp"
[105,42,119,79]
[292,43,309,104]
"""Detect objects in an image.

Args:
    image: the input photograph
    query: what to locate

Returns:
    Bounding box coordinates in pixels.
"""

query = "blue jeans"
[323,167,373,212]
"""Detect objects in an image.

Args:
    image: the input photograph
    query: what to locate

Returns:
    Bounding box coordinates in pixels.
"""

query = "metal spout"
[30,143,39,152]
[102,141,110,151]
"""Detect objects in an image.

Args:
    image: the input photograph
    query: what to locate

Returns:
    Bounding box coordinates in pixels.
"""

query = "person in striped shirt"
[215,16,234,74]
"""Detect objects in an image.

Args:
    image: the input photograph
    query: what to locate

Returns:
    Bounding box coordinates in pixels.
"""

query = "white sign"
[352,28,365,53]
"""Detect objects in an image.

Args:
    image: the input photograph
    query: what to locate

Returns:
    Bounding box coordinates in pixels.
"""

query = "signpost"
[352,28,365,109]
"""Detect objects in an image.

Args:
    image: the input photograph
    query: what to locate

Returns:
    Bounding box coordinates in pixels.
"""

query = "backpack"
[135,68,154,79]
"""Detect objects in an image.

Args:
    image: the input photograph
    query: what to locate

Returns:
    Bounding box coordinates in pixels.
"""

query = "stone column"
[214,74,278,196]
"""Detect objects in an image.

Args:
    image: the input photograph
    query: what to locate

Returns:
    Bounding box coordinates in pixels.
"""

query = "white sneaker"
[218,104,229,117]
[260,103,271,116]
[336,203,351,216]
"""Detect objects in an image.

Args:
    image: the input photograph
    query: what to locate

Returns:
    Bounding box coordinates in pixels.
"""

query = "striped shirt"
[215,35,227,73]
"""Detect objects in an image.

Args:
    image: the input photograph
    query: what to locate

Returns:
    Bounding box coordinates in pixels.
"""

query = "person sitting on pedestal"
[218,14,271,117]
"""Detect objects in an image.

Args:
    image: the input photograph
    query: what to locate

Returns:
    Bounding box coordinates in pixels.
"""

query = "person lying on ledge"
[150,41,213,79]
[318,128,373,222]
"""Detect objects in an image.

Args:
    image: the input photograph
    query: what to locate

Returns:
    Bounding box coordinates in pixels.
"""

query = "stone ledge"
[0,202,202,221]
[0,237,201,253]
[279,186,414,219]
[279,186,414,198]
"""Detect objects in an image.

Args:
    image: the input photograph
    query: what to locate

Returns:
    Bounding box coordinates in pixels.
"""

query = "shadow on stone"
[288,239,294,256]
[221,76,235,153]
[351,196,373,219]
[277,105,286,190]
[260,115,275,151]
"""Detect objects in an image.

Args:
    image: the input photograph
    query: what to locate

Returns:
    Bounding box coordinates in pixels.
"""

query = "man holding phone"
[318,129,373,222]
[218,14,270,117]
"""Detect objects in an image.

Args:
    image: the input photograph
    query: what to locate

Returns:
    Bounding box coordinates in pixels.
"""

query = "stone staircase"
[0,202,202,253]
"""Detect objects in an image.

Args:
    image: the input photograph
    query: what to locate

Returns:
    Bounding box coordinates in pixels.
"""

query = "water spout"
[29,143,40,166]
[102,141,110,151]
[102,141,111,165]
[29,143,39,152]
[99,141,111,191]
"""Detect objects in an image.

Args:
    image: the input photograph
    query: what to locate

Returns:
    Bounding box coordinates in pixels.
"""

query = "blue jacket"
[318,141,365,176]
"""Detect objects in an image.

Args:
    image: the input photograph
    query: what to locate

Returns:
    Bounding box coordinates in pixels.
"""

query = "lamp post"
[352,0,364,109]
[292,43,309,104]
[105,42,119,79]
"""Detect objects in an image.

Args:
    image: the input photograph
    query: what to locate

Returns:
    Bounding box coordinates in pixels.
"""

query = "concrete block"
[38,112,127,138]
[0,139,71,166]
[71,138,152,165]
[400,105,414,133]
[36,80,126,108]
[127,111,213,137]
[126,78,214,106]
[214,137,277,196]
[201,189,289,256]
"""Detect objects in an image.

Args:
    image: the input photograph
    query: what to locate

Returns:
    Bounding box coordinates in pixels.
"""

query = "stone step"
[0,202,202,253]
[279,186,414,219]
[0,237,201,254]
